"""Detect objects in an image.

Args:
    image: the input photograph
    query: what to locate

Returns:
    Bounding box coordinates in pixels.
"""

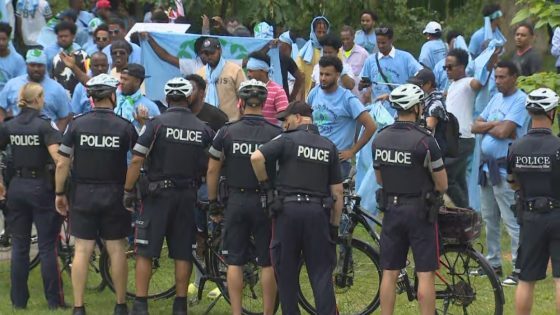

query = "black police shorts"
[518,211,560,281]
[135,188,196,261]
[380,200,439,272]
[69,183,131,240]
[223,191,272,266]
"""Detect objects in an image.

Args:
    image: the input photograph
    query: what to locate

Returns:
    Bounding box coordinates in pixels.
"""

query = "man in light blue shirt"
[307,55,376,178]
[354,10,378,54]
[115,64,159,132]
[359,26,423,115]
[43,20,82,76]
[419,21,447,70]
[0,49,71,129]
[71,51,109,114]
[471,60,528,287]
[102,18,141,67]
[469,4,504,58]
[0,22,26,93]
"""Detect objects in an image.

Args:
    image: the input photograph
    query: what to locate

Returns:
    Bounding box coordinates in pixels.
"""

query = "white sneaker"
[207,287,222,299]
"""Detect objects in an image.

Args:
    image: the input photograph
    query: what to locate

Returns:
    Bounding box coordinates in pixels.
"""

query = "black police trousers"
[6,178,64,308]
[270,200,337,315]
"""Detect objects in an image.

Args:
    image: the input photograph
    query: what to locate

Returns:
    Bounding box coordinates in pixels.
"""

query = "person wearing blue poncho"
[354,10,378,54]
[468,4,506,59]
[0,23,26,93]
[296,16,330,99]
[471,61,528,287]
[419,21,447,70]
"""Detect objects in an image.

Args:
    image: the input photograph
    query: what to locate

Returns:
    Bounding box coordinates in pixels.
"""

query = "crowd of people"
[1,0,560,314]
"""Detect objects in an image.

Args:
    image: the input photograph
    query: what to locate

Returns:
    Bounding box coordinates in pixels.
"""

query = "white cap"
[423,21,442,34]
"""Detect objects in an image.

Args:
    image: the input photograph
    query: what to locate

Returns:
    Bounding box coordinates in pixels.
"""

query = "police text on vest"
[233,142,261,155]
[80,135,120,148]
[375,149,412,165]
[11,134,40,146]
[166,128,202,143]
[297,145,329,162]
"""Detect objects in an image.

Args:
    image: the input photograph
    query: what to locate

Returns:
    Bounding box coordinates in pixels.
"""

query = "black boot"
[72,306,86,315]
[114,303,128,315]
[129,299,149,315]
[172,297,187,315]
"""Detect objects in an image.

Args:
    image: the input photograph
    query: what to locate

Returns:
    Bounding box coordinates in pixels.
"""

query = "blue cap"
[26,49,47,65]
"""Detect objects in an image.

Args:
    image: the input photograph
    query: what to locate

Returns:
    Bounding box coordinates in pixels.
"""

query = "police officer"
[251,101,343,315]
[123,77,214,315]
[0,82,65,309]
[372,84,447,315]
[507,88,560,315]
[206,79,281,315]
[54,74,138,315]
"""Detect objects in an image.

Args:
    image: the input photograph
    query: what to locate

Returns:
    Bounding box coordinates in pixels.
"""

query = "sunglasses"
[109,29,120,35]
[96,36,109,42]
[443,64,458,71]
[111,50,127,56]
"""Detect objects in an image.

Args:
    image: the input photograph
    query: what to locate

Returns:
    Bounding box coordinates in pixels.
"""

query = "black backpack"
[444,112,460,158]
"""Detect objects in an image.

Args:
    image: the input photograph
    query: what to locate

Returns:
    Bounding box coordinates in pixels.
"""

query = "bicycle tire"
[297,238,381,315]
[28,225,40,270]
[436,244,505,315]
[100,245,176,300]
[209,248,280,315]
[56,238,107,292]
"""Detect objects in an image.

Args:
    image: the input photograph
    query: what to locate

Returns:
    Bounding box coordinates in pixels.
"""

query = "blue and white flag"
[140,32,282,101]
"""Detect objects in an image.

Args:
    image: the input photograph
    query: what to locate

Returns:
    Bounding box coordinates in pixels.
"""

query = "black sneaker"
[114,303,128,315]
[470,265,503,277]
[129,300,149,315]
[172,297,187,315]
[502,272,519,286]
[72,306,86,315]
[0,233,10,247]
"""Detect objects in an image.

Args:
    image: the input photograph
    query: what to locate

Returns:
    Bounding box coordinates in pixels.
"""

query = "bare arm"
[471,117,497,134]
[507,174,520,191]
[124,155,144,191]
[426,117,438,132]
[56,116,71,132]
[250,150,268,182]
[206,158,223,201]
[330,183,343,226]
[340,74,356,90]
[375,169,382,186]
[142,33,179,68]
[290,69,304,101]
[432,169,448,194]
[55,153,70,194]
[487,120,517,139]
[47,144,59,164]
[341,111,376,160]
[59,52,90,85]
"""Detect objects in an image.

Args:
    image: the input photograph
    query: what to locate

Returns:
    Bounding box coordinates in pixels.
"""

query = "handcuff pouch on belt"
[376,188,387,212]
[510,190,524,224]
[146,178,198,197]
[525,196,560,213]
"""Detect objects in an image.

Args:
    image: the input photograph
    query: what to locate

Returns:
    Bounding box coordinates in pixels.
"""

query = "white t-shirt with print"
[16,0,52,46]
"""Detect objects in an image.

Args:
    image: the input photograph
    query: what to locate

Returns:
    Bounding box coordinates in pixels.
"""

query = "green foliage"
[517,72,560,94]
[444,0,485,42]
[511,0,560,28]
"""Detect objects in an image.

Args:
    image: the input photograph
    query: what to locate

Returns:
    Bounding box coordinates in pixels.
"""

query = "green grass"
[0,223,558,315]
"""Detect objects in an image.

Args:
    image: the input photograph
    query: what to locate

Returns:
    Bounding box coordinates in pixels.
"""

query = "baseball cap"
[407,68,436,87]
[96,0,111,9]
[276,101,313,121]
[423,21,442,34]
[122,64,150,79]
[26,49,47,65]
[200,37,221,53]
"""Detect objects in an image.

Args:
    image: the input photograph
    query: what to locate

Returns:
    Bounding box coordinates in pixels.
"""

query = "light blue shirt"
[77,11,93,30]
[433,58,448,91]
[419,39,447,70]
[354,30,377,54]
[468,27,503,59]
[102,42,142,67]
[0,75,70,121]
[0,50,26,92]
[43,42,81,75]
[360,47,423,114]
[307,85,366,150]
[115,92,160,131]
[480,89,528,175]
[83,40,99,56]
[70,82,91,114]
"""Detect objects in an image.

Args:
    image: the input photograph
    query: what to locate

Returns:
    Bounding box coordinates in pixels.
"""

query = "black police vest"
[71,109,135,184]
[5,109,57,170]
[509,129,560,200]
[276,127,336,197]
[223,116,281,189]
[146,107,212,181]
[373,123,434,195]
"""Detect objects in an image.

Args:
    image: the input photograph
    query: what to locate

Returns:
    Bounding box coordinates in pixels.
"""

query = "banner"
[141,32,282,101]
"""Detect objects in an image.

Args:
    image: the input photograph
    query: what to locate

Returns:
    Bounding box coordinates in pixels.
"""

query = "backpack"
[444,112,460,158]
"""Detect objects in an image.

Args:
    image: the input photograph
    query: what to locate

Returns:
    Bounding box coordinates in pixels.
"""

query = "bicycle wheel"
[101,243,176,300]
[435,244,505,315]
[56,237,106,292]
[0,226,39,274]
[210,249,280,315]
[297,238,381,315]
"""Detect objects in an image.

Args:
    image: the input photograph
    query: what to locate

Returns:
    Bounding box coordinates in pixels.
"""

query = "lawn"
[0,224,558,315]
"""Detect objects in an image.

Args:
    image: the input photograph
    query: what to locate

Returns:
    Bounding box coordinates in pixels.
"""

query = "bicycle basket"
[438,207,482,244]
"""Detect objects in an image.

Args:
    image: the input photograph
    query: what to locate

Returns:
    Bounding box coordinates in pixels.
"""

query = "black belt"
[525,197,560,213]
[149,178,198,190]
[14,168,47,179]
[386,193,423,206]
[283,194,324,204]
[229,187,261,193]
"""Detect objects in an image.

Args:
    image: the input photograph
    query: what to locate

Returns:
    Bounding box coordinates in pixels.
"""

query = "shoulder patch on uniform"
[270,134,283,141]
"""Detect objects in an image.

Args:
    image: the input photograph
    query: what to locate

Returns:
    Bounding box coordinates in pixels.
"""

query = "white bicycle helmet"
[164,77,193,98]
[389,84,425,111]
[238,79,268,105]
[86,74,119,99]
[525,88,559,113]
